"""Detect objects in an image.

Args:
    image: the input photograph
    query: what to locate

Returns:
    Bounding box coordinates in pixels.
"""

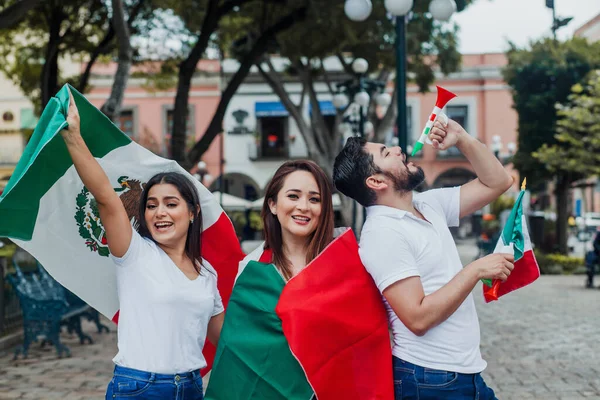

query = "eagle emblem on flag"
[74,176,146,257]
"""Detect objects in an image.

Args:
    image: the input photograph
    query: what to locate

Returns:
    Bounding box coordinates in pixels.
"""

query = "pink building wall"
[85,61,223,186]
[406,53,520,190]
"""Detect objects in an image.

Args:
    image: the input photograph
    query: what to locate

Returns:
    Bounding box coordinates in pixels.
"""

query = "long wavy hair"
[138,172,204,274]
[261,160,334,280]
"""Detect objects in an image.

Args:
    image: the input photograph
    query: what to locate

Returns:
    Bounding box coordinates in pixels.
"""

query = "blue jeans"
[393,357,497,400]
[105,365,204,400]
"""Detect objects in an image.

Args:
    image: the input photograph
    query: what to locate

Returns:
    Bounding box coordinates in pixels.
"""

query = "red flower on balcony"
[267,134,278,148]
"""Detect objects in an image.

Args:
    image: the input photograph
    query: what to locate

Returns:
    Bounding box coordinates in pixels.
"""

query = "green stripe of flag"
[206,260,313,400]
[501,190,525,262]
[0,84,131,240]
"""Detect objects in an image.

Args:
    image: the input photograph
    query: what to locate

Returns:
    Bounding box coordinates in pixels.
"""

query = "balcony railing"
[247,142,290,161]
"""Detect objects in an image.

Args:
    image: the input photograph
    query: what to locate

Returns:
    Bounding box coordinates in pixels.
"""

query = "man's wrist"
[464,262,482,281]
[455,130,472,148]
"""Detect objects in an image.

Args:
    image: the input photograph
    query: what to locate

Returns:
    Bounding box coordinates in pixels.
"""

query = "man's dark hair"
[333,137,381,207]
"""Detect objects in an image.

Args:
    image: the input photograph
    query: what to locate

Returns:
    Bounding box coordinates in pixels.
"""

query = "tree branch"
[258,58,326,156]
[185,6,308,166]
[294,58,331,156]
[320,57,335,96]
[336,53,353,75]
[78,0,145,92]
[0,0,41,30]
[100,0,132,121]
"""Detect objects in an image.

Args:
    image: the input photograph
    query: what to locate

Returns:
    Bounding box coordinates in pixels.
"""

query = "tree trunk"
[185,7,307,168]
[257,61,330,172]
[78,0,145,93]
[100,0,132,121]
[79,29,114,93]
[171,0,220,164]
[555,173,570,254]
[40,8,62,108]
[0,0,41,29]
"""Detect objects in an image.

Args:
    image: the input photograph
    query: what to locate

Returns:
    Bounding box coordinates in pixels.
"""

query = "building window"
[166,109,194,137]
[164,106,195,157]
[447,105,468,129]
[116,110,134,137]
[442,105,469,157]
[259,116,288,158]
[2,111,14,122]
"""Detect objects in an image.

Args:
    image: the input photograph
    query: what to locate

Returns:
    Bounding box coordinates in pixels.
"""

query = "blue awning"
[309,101,336,116]
[255,102,289,117]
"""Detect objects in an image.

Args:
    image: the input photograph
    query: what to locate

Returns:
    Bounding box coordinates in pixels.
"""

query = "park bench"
[6,259,109,359]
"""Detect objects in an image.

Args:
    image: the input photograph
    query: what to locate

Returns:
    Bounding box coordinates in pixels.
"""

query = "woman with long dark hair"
[61,90,222,400]
[260,160,335,280]
[206,160,393,400]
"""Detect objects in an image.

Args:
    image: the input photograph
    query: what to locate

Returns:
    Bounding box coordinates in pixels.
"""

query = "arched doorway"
[432,168,476,189]
[209,173,262,242]
[208,173,261,201]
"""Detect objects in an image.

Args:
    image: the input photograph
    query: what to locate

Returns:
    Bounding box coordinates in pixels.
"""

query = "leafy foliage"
[0,0,110,108]
[268,0,466,93]
[490,194,515,219]
[533,70,600,178]
[503,38,600,190]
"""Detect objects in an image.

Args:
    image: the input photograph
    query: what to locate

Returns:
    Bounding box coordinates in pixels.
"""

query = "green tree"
[254,0,469,174]
[0,0,149,112]
[184,1,308,168]
[0,0,41,29]
[235,0,470,224]
[534,71,600,220]
[178,0,471,169]
[503,38,600,253]
[161,0,306,167]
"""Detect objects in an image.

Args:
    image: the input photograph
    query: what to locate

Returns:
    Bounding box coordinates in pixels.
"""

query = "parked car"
[577,213,600,232]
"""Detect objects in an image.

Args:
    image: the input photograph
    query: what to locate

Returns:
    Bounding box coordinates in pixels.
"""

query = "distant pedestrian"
[587,228,600,288]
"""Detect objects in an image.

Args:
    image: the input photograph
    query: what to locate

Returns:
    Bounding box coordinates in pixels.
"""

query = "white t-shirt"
[110,230,224,374]
[359,187,486,374]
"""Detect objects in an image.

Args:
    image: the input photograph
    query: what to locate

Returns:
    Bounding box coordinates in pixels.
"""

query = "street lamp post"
[344,0,457,157]
[333,58,388,231]
[194,161,212,186]
[545,0,573,40]
[395,13,408,155]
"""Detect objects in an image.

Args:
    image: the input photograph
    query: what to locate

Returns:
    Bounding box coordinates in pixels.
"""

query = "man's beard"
[385,166,425,194]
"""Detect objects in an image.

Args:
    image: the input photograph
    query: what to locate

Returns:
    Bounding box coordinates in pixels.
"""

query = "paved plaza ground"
[1,241,599,399]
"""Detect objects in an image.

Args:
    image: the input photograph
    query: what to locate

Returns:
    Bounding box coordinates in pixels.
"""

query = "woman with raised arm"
[205,160,393,400]
[61,90,222,400]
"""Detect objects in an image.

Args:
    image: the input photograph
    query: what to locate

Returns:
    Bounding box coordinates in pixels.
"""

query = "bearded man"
[333,114,514,400]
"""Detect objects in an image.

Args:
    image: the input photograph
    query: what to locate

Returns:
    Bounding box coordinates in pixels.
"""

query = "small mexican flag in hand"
[483,179,541,302]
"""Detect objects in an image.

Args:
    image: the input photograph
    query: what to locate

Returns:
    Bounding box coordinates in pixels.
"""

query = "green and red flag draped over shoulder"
[482,179,540,302]
[205,228,393,400]
[0,84,244,372]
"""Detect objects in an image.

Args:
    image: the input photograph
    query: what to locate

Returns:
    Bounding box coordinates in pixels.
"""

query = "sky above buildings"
[455,0,600,53]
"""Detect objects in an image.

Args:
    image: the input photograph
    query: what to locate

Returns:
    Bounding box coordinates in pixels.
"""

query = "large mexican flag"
[0,84,244,370]
[205,229,394,400]
[483,180,540,302]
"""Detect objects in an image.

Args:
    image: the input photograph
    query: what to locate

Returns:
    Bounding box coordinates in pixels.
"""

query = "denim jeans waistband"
[393,356,476,382]
[113,365,201,383]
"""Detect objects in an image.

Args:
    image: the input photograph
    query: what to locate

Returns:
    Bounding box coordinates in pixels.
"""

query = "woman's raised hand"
[62,89,81,142]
